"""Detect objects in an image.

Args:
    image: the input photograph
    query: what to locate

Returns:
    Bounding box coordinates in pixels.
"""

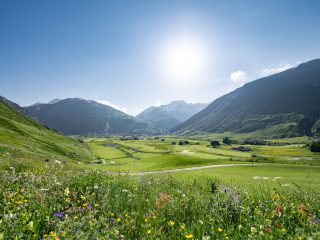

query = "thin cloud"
[97,99,128,113]
[230,70,247,83]
[260,63,294,77]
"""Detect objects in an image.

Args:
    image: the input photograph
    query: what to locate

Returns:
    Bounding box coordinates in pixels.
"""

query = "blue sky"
[1,0,320,115]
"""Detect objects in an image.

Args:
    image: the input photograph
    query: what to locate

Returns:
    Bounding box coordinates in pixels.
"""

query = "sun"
[159,38,207,85]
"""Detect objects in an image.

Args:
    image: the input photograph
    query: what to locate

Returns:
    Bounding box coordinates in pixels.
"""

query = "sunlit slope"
[173,59,320,138]
[0,98,93,162]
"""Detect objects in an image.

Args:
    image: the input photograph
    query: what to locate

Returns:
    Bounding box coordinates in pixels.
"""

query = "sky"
[1,0,320,115]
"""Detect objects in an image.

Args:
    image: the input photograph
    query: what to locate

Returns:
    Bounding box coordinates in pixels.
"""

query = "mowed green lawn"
[87,138,251,171]
[171,164,320,190]
[86,137,320,190]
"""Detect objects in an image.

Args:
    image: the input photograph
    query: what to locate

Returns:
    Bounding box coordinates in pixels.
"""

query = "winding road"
[110,163,262,175]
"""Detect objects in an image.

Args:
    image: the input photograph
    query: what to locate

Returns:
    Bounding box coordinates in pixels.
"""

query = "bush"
[210,140,220,147]
[310,141,320,152]
[223,137,231,144]
[178,140,189,145]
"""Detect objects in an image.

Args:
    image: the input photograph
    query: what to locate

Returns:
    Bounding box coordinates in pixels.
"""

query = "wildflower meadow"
[0,159,319,239]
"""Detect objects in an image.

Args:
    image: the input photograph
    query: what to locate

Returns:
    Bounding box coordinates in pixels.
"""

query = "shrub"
[223,137,231,144]
[210,140,220,147]
[310,141,320,152]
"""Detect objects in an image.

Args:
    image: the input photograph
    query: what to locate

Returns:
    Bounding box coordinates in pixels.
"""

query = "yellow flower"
[281,228,286,232]
[218,227,223,232]
[180,224,186,230]
[145,218,149,223]
[297,237,302,240]
[116,217,121,222]
[147,229,152,234]
[185,234,193,239]
[169,220,175,226]
[80,195,86,200]
[83,203,88,207]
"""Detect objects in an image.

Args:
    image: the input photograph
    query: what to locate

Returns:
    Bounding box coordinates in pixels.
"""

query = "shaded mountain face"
[173,59,320,138]
[137,100,208,130]
[26,98,148,135]
[0,97,92,161]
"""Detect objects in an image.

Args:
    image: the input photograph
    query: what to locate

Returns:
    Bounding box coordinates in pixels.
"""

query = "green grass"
[0,158,319,239]
[172,164,320,191]
[0,101,93,162]
[87,138,252,172]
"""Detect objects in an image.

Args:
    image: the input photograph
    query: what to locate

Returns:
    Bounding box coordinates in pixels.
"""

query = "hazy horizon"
[1,0,320,115]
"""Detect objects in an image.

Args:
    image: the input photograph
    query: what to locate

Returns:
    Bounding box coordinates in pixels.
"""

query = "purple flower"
[109,217,116,224]
[88,204,93,210]
[313,213,319,224]
[68,206,74,212]
[78,207,83,212]
[53,212,64,218]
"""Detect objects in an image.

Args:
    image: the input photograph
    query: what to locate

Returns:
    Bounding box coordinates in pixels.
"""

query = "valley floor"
[1,136,320,239]
[86,137,320,190]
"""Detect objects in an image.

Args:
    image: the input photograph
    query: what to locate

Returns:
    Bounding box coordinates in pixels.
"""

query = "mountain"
[48,98,61,104]
[0,96,29,116]
[137,100,208,130]
[26,98,149,135]
[29,98,61,107]
[0,96,93,162]
[173,59,320,138]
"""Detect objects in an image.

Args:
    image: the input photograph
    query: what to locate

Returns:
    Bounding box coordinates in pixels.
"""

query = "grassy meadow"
[1,134,320,239]
[0,158,320,240]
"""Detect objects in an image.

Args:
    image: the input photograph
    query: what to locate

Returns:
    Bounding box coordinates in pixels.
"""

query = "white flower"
[251,227,257,233]
[281,184,290,187]
[253,176,261,180]
[273,177,283,181]
[202,236,211,240]
[122,189,129,193]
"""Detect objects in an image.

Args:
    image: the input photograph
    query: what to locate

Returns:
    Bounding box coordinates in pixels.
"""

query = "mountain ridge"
[137,100,208,130]
[26,98,149,135]
[172,59,320,138]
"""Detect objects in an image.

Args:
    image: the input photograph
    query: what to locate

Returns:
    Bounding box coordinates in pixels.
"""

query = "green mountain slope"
[137,100,207,130]
[0,97,93,162]
[173,59,320,138]
[26,98,149,135]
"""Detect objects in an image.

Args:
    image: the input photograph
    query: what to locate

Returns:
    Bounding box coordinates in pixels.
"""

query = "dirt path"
[111,163,262,175]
